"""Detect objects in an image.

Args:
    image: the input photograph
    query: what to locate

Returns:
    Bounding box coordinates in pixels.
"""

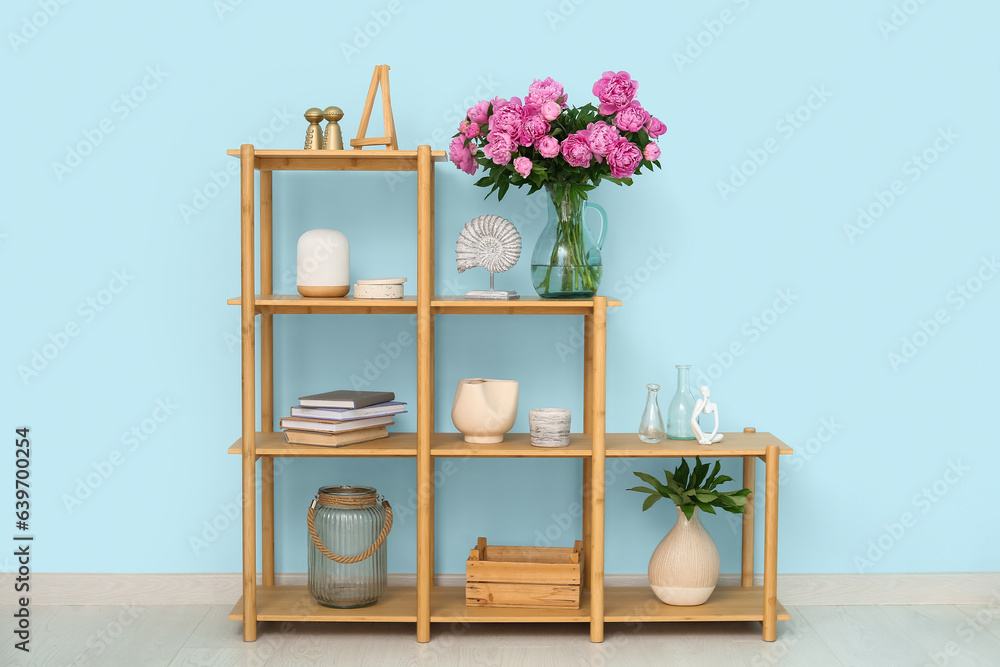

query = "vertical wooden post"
[582,313,594,590]
[589,298,607,643]
[239,144,257,641]
[415,145,433,642]
[762,444,780,641]
[260,170,275,588]
[427,163,435,576]
[380,66,397,150]
[741,455,755,587]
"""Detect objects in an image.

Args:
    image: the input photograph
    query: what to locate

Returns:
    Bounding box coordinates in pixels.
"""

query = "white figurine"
[691,386,724,445]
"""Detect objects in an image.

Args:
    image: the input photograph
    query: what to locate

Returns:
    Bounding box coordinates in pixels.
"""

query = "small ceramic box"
[353,277,406,299]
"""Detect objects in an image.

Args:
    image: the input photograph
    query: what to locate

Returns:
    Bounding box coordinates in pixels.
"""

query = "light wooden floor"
[3,604,1000,666]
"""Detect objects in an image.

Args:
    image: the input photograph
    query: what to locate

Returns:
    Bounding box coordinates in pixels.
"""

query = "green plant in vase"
[627,458,752,606]
[629,457,751,519]
[448,72,667,298]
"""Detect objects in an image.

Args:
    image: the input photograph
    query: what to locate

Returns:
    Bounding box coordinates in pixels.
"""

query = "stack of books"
[281,390,407,447]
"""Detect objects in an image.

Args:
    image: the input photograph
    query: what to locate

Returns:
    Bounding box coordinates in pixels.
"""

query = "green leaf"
[633,472,669,497]
[712,475,733,488]
[627,485,657,495]
[675,459,690,489]
[497,179,510,201]
[695,501,717,515]
[473,176,493,188]
[694,492,717,503]
[680,504,695,521]
[693,458,709,487]
[642,494,663,511]
[665,492,685,506]
[705,460,722,487]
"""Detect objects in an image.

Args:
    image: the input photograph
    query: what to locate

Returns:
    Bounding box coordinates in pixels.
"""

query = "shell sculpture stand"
[456,215,521,300]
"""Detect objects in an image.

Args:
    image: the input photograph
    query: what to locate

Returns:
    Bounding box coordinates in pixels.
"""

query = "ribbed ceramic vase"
[648,506,720,606]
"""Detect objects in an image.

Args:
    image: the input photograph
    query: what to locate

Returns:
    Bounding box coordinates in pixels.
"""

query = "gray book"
[298,390,395,409]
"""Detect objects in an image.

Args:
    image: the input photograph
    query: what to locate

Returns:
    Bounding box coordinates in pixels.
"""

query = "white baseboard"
[3,572,998,606]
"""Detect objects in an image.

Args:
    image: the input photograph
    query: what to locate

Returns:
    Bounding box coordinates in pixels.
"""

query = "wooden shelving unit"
[228,144,793,644]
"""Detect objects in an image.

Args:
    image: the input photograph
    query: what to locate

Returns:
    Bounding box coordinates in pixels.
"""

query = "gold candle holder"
[303,107,323,150]
[323,106,344,150]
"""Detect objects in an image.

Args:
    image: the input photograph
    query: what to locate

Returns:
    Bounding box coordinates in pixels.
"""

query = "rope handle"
[307,498,392,564]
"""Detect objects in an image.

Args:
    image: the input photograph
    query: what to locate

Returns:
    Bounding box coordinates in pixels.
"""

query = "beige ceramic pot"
[648,506,720,606]
[451,378,518,443]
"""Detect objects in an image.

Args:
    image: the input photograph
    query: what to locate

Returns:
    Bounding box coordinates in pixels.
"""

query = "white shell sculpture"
[456,215,521,274]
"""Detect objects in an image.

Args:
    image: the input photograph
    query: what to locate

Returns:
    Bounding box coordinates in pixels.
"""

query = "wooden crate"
[465,537,583,609]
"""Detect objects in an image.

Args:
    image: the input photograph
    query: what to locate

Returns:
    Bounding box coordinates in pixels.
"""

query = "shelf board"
[229,431,417,457]
[431,432,592,458]
[229,585,416,622]
[604,586,790,623]
[606,432,793,458]
[432,295,622,315]
[430,586,590,623]
[226,585,787,625]
[227,294,622,315]
[229,432,792,458]
[226,148,447,172]
[226,294,417,314]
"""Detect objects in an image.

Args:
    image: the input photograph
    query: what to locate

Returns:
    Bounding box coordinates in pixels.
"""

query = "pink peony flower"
[645,116,667,138]
[489,98,525,143]
[535,135,560,158]
[526,77,566,108]
[518,111,551,146]
[592,71,639,116]
[614,101,650,133]
[643,142,661,162]
[606,137,642,178]
[539,100,561,121]
[463,121,481,139]
[467,100,490,125]
[585,121,621,162]
[513,156,533,178]
[561,132,593,168]
[484,130,516,165]
[449,136,478,175]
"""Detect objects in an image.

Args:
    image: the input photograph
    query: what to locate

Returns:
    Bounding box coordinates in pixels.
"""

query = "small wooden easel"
[350,65,398,151]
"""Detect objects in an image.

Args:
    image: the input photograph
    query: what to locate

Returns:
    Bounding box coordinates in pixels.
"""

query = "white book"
[279,414,395,433]
[290,402,406,421]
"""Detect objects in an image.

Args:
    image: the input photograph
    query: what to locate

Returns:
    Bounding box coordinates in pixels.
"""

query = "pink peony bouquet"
[449,71,665,201]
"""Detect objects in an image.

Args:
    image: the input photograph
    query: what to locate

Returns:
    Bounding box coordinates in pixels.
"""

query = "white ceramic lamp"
[297,229,349,297]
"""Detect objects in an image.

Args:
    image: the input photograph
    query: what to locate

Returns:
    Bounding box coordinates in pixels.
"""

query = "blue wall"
[3,0,998,576]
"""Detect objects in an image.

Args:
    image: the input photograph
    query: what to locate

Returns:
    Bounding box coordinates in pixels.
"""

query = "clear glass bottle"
[666,364,698,440]
[638,383,665,443]
[307,485,388,608]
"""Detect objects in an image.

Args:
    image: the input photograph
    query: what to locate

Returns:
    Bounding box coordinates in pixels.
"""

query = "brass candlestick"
[323,106,344,150]
[303,107,324,150]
